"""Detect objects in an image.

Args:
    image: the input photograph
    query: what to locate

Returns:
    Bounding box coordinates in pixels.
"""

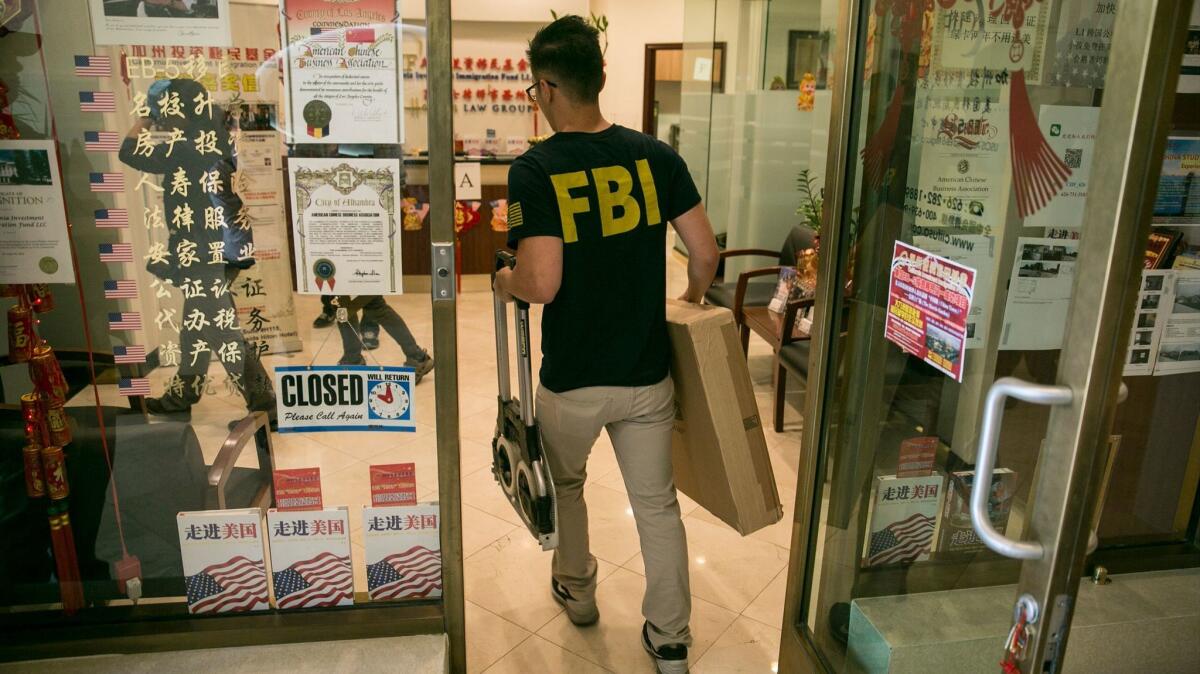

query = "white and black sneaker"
[551,579,599,626]
[642,622,689,674]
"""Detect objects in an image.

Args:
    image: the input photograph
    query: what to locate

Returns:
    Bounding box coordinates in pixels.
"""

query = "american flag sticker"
[78,90,116,112]
[113,345,147,364]
[103,279,138,298]
[74,55,112,77]
[308,27,340,43]
[89,172,123,192]
[507,201,524,229]
[267,508,354,610]
[178,511,270,615]
[117,377,152,396]
[98,242,133,263]
[108,312,142,331]
[84,130,121,152]
[95,208,129,228]
[363,504,442,601]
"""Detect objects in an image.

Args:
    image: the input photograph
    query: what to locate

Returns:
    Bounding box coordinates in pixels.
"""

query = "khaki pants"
[536,375,692,649]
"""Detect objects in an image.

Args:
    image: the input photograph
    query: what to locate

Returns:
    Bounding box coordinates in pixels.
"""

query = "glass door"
[0,0,465,668]
[779,0,1193,672]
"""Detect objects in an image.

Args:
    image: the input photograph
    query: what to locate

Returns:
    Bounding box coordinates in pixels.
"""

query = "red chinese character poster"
[884,241,976,382]
[369,463,417,507]
[273,467,323,511]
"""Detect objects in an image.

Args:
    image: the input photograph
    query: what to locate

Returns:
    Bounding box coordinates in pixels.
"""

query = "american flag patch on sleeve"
[507,201,524,229]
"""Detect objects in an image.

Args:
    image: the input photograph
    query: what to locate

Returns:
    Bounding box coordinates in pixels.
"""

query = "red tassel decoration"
[48,507,84,614]
[1008,69,1071,218]
[861,84,907,190]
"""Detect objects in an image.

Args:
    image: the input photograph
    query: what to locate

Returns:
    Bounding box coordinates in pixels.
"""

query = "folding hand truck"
[492,251,558,551]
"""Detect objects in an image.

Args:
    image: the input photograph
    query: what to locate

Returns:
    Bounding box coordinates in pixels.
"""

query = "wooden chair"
[738,297,815,432]
[704,226,817,328]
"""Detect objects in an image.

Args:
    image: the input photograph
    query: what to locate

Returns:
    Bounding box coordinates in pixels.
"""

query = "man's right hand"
[670,203,719,304]
[494,267,516,303]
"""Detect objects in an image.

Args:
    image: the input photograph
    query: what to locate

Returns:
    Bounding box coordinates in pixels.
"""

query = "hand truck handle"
[493,250,528,310]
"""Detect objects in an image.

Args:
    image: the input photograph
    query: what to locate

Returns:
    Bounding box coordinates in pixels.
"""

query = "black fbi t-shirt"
[506,124,702,393]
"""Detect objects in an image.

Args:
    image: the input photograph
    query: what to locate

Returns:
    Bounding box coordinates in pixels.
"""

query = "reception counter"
[400,159,513,277]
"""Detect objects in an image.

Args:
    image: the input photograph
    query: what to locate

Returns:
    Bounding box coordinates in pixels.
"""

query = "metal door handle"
[973,377,1073,560]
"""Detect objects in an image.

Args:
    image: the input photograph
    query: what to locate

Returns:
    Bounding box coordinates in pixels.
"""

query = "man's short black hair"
[527,15,603,103]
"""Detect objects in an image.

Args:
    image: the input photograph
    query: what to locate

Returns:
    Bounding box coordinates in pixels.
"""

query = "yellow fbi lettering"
[549,159,662,243]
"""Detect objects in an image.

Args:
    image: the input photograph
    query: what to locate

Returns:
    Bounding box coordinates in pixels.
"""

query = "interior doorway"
[642,42,726,149]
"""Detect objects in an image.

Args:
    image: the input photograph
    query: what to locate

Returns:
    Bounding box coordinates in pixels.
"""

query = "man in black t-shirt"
[493,16,718,674]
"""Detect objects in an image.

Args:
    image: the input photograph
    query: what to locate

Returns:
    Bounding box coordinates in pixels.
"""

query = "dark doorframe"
[643,43,682,136]
[642,42,727,137]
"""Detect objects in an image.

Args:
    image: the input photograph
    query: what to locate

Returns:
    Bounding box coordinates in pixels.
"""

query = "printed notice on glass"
[999,237,1079,351]
[274,365,415,433]
[281,0,401,144]
[930,0,1050,82]
[884,242,977,382]
[1044,0,1117,88]
[911,229,994,349]
[1025,106,1100,234]
[88,0,232,47]
[289,157,401,295]
[232,125,302,354]
[906,86,1010,239]
[0,140,74,284]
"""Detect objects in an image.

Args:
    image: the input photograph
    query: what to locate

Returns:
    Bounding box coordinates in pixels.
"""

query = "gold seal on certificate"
[312,258,336,291]
[303,100,332,139]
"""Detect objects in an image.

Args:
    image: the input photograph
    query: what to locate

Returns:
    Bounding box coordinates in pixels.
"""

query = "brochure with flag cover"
[861,474,944,568]
[177,509,269,614]
[362,503,442,601]
[267,507,354,609]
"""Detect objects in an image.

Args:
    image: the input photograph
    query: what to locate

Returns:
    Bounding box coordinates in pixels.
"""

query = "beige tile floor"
[72,251,804,673]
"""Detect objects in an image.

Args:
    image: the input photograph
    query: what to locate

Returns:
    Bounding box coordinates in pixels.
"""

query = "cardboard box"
[667,300,783,535]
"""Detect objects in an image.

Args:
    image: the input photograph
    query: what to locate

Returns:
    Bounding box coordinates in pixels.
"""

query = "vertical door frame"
[643,43,683,136]
[426,1,467,672]
[778,0,862,670]
[1012,1,1191,669]
[778,0,1194,671]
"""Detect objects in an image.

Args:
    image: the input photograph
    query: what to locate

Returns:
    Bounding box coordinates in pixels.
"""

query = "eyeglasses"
[525,79,558,103]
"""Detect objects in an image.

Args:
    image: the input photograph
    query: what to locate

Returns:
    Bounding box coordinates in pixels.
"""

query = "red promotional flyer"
[370,463,417,507]
[884,242,976,382]
[273,467,323,511]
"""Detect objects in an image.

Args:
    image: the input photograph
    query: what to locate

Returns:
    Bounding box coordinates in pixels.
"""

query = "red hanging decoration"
[23,444,45,498]
[20,391,47,446]
[864,0,1069,216]
[29,339,69,404]
[861,84,907,190]
[48,505,84,614]
[0,78,19,140]
[7,298,35,362]
[27,283,54,313]
[1008,69,1070,218]
[859,1,930,189]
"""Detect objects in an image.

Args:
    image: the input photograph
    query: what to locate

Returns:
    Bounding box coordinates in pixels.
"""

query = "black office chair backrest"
[779,225,817,267]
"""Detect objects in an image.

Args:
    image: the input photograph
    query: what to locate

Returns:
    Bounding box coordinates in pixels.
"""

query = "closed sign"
[274,365,416,433]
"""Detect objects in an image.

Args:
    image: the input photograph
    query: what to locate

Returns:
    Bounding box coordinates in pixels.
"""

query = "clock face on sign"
[367,380,410,420]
